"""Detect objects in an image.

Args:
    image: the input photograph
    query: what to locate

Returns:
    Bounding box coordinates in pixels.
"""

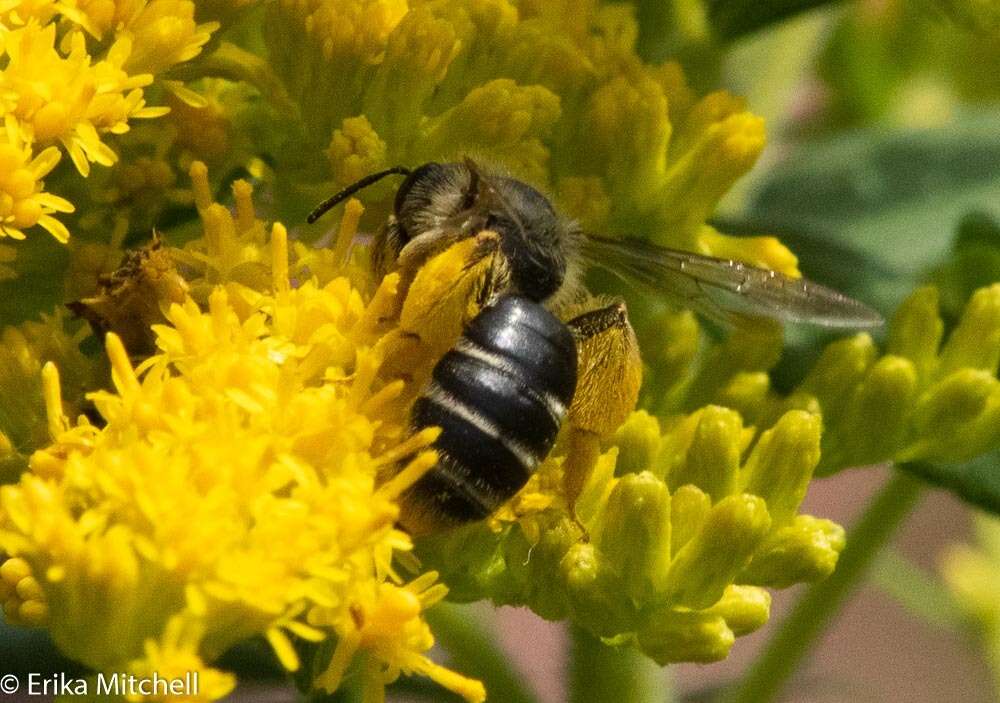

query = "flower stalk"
[426,604,539,703]
[569,625,676,703]
[722,469,925,703]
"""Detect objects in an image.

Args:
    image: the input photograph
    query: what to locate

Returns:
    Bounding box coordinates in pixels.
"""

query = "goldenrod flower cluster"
[420,405,831,663]
[268,0,793,271]
[0,2,998,701]
[0,0,216,254]
[418,280,1000,663]
[698,285,1000,472]
[0,188,485,702]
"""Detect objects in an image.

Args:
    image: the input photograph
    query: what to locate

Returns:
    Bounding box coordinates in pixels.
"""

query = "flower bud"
[668,405,743,501]
[595,472,672,603]
[741,515,846,587]
[704,585,771,636]
[664,494,771,609]
[561,542,640,637]
[637,608,734,664]
[938,283,1000,377]
[887,286,943,382]
[821,356,918,471]
[738,411,820,526]
[609,411,662,476]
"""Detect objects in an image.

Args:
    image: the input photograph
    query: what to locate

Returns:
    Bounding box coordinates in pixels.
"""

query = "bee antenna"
[306,166,412,224]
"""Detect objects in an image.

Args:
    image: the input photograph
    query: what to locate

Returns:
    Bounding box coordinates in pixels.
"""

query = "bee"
[308,160,882,534]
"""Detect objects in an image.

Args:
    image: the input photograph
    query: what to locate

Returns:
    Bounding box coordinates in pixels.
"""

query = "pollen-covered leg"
[563,299,642,507]
[378,231,511,390]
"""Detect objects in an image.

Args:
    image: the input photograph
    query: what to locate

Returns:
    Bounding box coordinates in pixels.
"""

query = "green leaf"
[706,0,841,41]
[730,114,1000,388]
[745,113,1000,309]
[0,235,70,327]
[900,452,1000,516]
[928,211,1000,321]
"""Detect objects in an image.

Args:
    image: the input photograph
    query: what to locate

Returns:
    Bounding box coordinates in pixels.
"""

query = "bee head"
[310,160,576,303]
[393,160,572,301]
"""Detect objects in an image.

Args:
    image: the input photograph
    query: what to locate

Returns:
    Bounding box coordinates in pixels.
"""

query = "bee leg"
[380,232,511,392]
[562,300,643,512]
[563,429,601,540]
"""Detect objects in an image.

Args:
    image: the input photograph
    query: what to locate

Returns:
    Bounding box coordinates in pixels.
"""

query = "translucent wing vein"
[581,235,883,329]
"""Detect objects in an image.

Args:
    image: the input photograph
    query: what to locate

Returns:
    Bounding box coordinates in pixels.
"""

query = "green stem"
[569,626,676,703]
[722,470,924,703]
[425,603,539,703]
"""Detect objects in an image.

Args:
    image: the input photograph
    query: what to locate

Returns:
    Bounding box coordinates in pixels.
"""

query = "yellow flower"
[164,78,249,163]
[0,0,59,25]
[312,574,485,703]
[125,614,237,702]
[0,22,168,176]
[122,1,220,76]
[327,115,388,188]
[54,0,145,38]
[7,1,991,696]
[0,180,483,702]
[0,115,73,242]
[297,0,409,65]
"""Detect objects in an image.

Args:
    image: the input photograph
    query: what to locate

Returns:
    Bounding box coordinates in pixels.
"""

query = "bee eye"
[393,162,442,217]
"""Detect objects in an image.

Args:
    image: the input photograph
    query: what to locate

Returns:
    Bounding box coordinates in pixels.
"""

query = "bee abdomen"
[400,296,577,533]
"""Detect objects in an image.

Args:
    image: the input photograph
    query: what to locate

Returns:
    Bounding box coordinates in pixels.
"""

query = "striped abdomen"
[400,296,577,533]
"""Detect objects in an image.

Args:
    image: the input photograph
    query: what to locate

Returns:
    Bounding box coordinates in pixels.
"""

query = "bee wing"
[580,235,883,329]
